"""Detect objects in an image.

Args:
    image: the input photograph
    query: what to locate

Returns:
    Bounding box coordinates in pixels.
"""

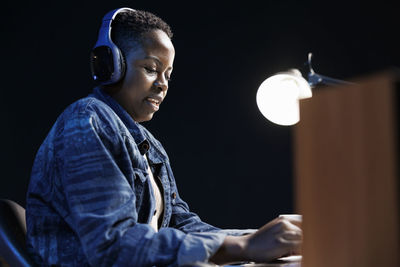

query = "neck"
[100,82,121,96]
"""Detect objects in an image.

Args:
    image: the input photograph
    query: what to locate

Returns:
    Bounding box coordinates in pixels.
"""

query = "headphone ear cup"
[90,46,115,83]
[90,43,124,84]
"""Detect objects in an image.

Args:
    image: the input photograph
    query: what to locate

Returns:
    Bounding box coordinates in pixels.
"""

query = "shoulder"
[63,97,114,121]
[41,97,129,150]
[59,97,126,133]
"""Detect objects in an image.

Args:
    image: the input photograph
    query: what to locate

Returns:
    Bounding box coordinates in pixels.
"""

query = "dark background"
[1,0,398,229]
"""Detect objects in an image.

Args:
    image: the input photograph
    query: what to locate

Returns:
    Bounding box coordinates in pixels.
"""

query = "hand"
[210,215,302,265]
[243,215,302,262]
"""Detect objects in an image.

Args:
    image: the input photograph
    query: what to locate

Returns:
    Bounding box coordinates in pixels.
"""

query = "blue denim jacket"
[26,87,251,266]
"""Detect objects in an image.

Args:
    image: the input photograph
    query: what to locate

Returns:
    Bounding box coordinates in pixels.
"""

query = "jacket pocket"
[133,168,147,183]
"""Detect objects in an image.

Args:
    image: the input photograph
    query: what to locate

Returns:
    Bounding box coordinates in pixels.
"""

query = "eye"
[144,66,157,74]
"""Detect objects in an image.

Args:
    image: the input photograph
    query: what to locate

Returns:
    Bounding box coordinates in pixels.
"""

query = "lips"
[146,95,163,110]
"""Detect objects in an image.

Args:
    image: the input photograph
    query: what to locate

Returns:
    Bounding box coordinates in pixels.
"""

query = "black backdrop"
[1,0,398,229]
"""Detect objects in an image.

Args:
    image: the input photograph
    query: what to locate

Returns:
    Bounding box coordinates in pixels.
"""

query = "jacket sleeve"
[59,113,227,266]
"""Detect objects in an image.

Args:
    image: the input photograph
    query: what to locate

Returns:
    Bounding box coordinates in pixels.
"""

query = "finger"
[279,214,302,227]
[289,241,302,255]
[273,218,302,234]
[276,237,302,252]
[282,247,303,257]
[280,230,302,241]
[286,222,302,233]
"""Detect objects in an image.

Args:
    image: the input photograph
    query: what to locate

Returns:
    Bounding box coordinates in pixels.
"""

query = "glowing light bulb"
[256,69,312,126]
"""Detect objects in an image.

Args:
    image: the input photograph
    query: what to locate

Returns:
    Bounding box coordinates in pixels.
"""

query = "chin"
[137,113,154,123]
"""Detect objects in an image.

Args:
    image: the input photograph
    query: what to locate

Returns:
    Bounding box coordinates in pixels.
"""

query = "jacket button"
[172,192,177,199]
[142,143,149,151]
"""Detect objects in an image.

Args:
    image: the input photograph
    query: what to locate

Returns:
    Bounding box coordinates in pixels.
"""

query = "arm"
[59,113,226,266]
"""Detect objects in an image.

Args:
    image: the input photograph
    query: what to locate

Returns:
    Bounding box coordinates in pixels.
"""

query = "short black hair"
[111,9,173,57]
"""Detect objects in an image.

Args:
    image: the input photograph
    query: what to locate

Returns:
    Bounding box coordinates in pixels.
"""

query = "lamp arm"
[308,72,356,87]
[307,52,355,87]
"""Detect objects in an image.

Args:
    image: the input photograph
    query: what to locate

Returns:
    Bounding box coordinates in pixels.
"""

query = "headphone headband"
[90,7,136,85]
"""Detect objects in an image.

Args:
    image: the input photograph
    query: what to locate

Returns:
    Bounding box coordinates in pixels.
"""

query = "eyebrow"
[144,56,173,71]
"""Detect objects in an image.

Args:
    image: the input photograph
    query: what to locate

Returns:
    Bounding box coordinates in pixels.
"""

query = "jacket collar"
[91,87,150,155]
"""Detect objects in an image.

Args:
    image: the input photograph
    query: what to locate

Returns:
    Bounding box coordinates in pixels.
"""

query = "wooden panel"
[294,71,399,267]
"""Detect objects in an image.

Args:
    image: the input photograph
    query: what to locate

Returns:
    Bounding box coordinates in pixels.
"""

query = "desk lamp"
[256,53,353,126]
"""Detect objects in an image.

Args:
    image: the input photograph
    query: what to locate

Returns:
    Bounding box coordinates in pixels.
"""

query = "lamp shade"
[256,69,312,126]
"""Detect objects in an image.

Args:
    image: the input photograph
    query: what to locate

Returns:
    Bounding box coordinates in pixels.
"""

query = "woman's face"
[113,29,175,122]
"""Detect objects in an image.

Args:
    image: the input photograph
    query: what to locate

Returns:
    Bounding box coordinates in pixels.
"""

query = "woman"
[26,8,302,266]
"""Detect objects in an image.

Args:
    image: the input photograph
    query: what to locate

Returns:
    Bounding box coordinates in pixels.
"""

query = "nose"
[154,77,168,92]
